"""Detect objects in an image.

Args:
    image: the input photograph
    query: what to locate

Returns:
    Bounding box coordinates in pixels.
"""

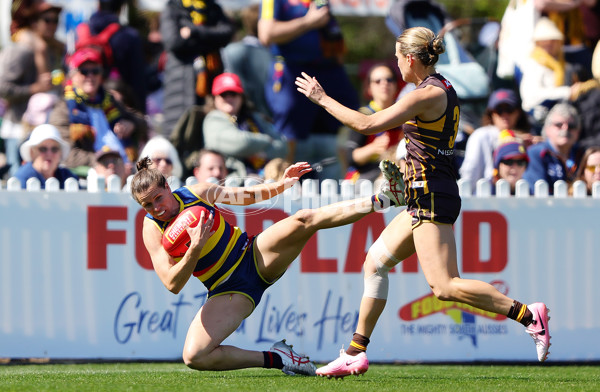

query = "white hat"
[19,124,70,162]
[533,17,564,42]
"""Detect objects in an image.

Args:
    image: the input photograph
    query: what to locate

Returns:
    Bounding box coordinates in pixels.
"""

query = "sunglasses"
[371,77,395,85]
[552,121,577,131]
[79,67,102,76]
[494,106,517,115]
[38,146,60,154]
[41,16,59,24]
[500,158,527,167]
[585,164,600,172]
[154,157,173,165]
[220,91,241,98]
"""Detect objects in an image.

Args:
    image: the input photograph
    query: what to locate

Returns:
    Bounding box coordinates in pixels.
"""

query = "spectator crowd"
[1,0,599,195]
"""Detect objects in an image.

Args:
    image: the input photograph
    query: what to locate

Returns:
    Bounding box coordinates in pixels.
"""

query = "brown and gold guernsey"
[402,73,460,203]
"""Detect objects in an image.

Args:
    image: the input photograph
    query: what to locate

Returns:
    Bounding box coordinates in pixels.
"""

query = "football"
[162,205,218,258]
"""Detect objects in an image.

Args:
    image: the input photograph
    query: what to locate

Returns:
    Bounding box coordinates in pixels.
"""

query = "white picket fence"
[2,172,600,199]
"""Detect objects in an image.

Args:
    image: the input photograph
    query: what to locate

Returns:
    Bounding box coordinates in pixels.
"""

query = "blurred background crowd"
[1,0,599,195]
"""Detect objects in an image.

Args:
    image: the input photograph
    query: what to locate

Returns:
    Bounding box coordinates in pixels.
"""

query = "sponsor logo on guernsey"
[438,148,454,156]
[166,210,198,244]
[411,181,426,188]
[442,79,452,88]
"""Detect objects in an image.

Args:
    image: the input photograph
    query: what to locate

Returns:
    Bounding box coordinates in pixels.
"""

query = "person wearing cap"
[519,17,581,132]
[83,0,147,113]
[459,88,537,188]
[492,129,530,194]
[202,72,287,177]
[93,145,126,188]
[523,102,585,193]
[13,123,77,189]
[47,46,146,177]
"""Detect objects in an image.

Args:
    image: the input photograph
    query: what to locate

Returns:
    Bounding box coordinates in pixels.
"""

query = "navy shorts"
[207,238,275,310]
[408,191,462,227]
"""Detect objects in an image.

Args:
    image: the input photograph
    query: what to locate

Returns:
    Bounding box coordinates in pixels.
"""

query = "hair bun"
[427,39,436,55]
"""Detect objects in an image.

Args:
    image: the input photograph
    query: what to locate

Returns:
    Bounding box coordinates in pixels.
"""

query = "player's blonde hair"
[396,26,445,67]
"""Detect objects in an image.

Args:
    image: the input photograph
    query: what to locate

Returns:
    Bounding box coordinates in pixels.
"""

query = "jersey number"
[448,106,460,149]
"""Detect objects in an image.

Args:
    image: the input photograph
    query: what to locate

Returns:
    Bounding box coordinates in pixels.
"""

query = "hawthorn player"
[296,26,551,377]
[130,156,404,375]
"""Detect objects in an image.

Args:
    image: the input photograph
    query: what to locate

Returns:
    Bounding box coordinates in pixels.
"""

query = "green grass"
[1,363,599,392]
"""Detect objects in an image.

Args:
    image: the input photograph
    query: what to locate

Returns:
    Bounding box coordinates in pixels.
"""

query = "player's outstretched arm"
[194,162,312,206]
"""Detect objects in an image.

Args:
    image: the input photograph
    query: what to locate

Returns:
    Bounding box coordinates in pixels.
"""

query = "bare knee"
[429,280,459,302]
[182,345,213,371]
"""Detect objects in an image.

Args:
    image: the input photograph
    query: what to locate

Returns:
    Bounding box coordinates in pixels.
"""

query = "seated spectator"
[0,0,54,177]
[523,102,584,192]
[14,123,77,189]
[93,146,126,188]
[460,89,536,186]
[571,146,600,195]
[203,72,287,177]
[193,149,228,183]
[48,47,146,177]
[343,63,402,182]
[492,130,529,194]
[138,135,183,180]
[519,17,579,132]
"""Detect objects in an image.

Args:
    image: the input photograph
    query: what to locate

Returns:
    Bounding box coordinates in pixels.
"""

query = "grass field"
[1,363,599,392]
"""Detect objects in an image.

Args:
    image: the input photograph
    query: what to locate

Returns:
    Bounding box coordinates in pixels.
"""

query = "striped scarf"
[64,82,121,143]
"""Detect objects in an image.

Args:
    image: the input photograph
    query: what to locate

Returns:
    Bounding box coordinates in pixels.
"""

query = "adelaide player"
[296,26,551,378]
[131,157,404,376]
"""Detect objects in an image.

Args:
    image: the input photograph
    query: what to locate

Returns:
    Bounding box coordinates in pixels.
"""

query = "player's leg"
[413,222,551,361]
[412,222,515,311]
[316,210,415,378]
[356,210,416,338]
[183,293,317,374]
[182,294,260,371]
[255,196,375,281]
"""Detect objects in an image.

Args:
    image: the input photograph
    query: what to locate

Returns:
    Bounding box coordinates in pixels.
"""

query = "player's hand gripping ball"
[162,205,219,258]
